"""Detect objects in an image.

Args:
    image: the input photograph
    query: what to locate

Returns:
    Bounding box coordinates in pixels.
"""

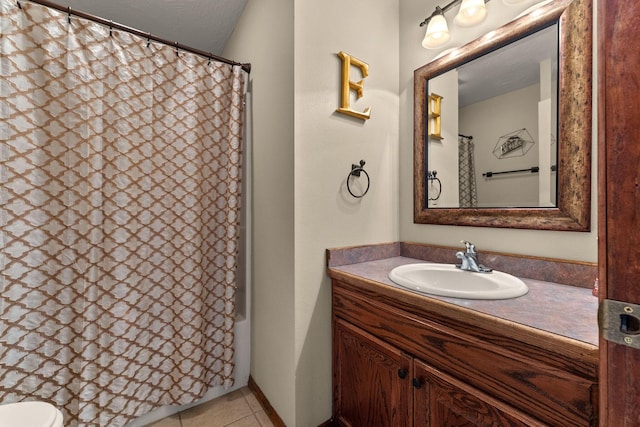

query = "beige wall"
[460,84,541,207]
[428,70,459,207]
[226,0,399,425]
[223,0,296,424]
[293,1,399,424]
[400,0,598,262]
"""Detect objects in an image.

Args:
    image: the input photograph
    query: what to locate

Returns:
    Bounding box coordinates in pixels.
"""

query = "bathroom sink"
[388,263,528,300]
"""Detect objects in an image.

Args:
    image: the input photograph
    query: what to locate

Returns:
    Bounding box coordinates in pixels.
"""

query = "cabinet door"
[333,318,413,427]
[413,360,545,427]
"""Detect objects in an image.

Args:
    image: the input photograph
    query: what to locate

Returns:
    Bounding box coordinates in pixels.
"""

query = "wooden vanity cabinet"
[334,318,540,427]
[331,278,598,426]
[413,360,543,426]
[334,318,413,426]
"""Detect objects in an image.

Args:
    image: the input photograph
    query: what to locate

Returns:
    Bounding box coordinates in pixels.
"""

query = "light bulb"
[455,0,487,27]
[422,14,450,49]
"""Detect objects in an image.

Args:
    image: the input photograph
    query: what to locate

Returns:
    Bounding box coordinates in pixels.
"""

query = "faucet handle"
[461,240,476,254]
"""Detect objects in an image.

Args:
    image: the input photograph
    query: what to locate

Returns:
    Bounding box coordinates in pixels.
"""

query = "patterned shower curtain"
[0,1,246,425]
[458,135,477,208]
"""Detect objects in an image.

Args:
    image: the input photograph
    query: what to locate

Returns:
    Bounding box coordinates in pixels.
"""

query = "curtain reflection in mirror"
[458,135,478,207]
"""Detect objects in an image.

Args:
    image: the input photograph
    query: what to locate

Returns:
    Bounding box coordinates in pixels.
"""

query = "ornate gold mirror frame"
[414,0,592,231]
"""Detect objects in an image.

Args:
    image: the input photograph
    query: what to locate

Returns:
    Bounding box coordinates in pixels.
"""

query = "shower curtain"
[0,1,246,425]
[458,135,478,208]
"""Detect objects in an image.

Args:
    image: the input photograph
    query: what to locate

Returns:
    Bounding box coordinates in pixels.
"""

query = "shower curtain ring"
[347,160,370,198]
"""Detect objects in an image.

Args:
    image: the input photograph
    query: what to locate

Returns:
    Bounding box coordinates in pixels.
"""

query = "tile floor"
[146,387,275,427]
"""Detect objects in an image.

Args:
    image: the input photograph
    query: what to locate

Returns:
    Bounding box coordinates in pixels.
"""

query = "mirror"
[414,0,592,231]
[428,24,558,209]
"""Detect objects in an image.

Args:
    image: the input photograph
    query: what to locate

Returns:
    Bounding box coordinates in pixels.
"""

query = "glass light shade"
[422,14,450,49]
[454,0,487,27]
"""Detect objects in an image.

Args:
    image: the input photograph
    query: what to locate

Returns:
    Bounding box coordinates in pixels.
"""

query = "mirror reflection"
[427,24,558,208]
[414,0,592,231]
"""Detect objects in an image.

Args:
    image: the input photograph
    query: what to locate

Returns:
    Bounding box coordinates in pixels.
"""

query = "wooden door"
[333,318,413,427]
[598,0,640,425]
[413,360,543,426]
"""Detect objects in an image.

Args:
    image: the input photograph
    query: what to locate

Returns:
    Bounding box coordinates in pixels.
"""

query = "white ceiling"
[61,0,248,55]
[458,23,558,107]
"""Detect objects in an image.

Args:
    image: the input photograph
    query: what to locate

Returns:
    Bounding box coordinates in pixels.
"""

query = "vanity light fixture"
[422,7,450,48]
[420,0,490,49]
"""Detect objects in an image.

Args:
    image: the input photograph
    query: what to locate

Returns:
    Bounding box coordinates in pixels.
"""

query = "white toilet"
[0,401,63,427]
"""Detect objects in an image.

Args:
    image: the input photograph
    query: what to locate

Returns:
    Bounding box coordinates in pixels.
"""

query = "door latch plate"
[599,299,640,349]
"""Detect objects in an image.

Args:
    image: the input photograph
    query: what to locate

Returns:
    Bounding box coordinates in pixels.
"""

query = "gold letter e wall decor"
[336,51,371,120]
[428,93,443,140]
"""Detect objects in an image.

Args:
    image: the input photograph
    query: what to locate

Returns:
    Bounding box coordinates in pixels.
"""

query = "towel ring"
[347,160,370,198]
[427,170,442,201]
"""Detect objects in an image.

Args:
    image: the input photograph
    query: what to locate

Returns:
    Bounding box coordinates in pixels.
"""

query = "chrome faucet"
[456,241,493,273]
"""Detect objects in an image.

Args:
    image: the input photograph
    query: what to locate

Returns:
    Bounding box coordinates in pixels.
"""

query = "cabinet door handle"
[397,369,408,379]
[412,378,422,389]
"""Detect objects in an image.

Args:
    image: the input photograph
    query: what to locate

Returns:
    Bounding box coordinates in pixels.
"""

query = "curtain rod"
[17,0,251,74]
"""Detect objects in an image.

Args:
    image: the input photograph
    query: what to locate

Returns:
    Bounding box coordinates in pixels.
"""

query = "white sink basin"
[388,263,528,300]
